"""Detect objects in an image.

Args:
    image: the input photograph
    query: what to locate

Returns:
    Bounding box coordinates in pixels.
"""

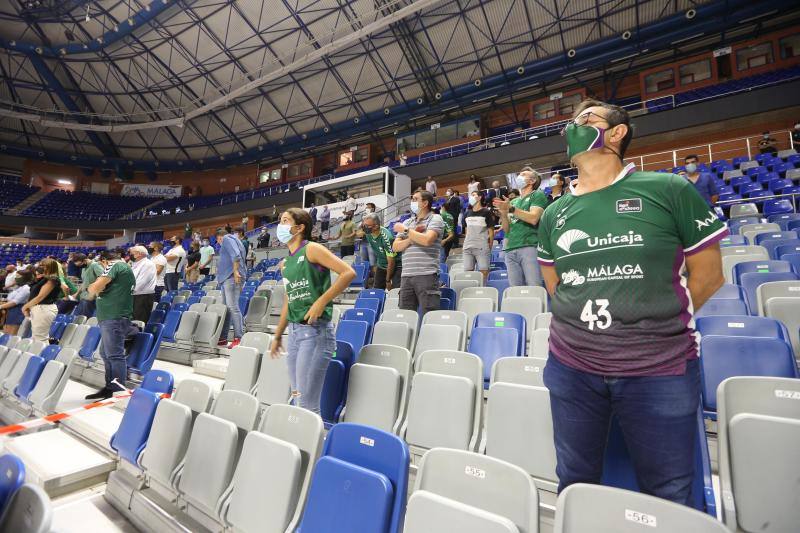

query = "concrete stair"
[5,188,47,215]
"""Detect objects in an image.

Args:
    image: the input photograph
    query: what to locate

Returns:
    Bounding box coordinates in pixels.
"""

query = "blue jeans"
[220,277,244,340]
[543,355,701,505]
[164,272,179,292]
[74,298,96,318]
[286,321,335,414]
[99,318,139,389]
[505,246,542,287]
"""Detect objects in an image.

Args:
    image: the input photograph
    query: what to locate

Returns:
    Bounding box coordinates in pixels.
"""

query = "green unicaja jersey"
[96,260,135,322]
[537,167,728,376]
[365,227,401,269]
[281,243,333,323]
[440,210,455,236]
[505,189,549,251]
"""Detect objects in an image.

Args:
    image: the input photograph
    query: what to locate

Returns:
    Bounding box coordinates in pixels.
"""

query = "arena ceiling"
[0,0,795,173]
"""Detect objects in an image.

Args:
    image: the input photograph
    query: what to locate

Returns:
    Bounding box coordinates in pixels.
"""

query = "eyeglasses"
[560,111,610,136]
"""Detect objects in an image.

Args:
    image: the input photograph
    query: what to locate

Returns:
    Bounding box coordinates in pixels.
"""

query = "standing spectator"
[507,189,520,200]
[392,191,444,315]
[67,253,84,278]
[4,264,16,291]
[184,223,192,240]
[547,173,569,204]
[257,228,271,249]
[537,98,727,504]
[129,245,156,323]
[364,202,376,214]
[269,208,355,415]
[338,213,357,257]
[363,213,402,289]
[684,155,719,206]
[215,227,248,348]
[463,192,495,281]
[185,242,201,283]
[486,180,509,203]
[74,254,103,318]
[358,204,377,280]
[444,188,462,228]
[199,239,215,277]
[150,242,167,299]
[21,259,60,343]
[319,205,331,236]
[308,204,318,230]
[494,166,548,287]
[758,131,778,154]
[467,175,481,195]
[399,152,408,166]
[241,213,249,233]
[439,207,456,261]
[792,122,800,148]
[425,176,438,196]
[1,269,32,335]
[344,193,357,217]
[271,204,279,222]
[164,236,186,292]
[86,249,138,400]
[54,260,78,315]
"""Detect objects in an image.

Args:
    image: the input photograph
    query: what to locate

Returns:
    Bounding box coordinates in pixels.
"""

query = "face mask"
[685,163,697,174]
[547,178,558,187]
[276,224,295,244]
[564,122,606,161]
[763,134,769,139]
[515,175,529,190]
[409,201,419,214]
[365,208,373,213]
[468,195,478,206]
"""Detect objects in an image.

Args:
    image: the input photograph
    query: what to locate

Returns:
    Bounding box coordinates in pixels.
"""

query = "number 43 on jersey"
[580,299,612,330]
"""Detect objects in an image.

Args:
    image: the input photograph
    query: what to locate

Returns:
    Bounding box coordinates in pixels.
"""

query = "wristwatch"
[508,205,516,214]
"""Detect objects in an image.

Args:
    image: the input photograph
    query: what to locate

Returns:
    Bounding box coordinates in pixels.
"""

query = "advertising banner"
[120,183,183,198]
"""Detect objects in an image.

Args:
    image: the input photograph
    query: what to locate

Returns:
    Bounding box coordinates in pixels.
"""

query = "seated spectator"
[0,268,32,335]
[684,154,719,206]
[758,131,778,154]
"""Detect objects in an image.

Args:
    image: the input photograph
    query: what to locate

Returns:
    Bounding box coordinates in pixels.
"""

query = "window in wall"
[459,118,481,137]
[270,169,282,181]
[436,122,458,144]
[258,171,270,183]
[353,147,369,163]
[414,129,435,149]
[644,68,675,93]
[534,101,556,121]
[679,59,712,85]
[736,42,774,70]
[779,34,800,59]
[558,93,583,116]
[300,161,312,175]
[339,152,354,166]
[397,134,414,154]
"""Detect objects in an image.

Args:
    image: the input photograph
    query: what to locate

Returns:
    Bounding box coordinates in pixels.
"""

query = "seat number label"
[464,466,485,479]
[625,509,657,527]
[443,357,456,364]
[359,436,375,447]
[727,322,745,328]
[775,389,800,400]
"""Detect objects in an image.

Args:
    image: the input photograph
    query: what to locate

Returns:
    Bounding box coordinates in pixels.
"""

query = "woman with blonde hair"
[21,258,60,342]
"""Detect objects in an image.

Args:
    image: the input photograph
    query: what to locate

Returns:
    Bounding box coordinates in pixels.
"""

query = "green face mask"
[564,122,607,160]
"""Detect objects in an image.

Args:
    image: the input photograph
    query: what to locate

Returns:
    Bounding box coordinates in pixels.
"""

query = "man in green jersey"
[86,249,138,399]
[362,213,401,290]
[537,99,727,505]
[494,166,549,286]
[438,207,457,261]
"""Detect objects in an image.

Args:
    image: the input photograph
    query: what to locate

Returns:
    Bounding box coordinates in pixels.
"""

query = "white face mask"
[515,175,529,190]
[409,201,419,214]
[468,195,478,206]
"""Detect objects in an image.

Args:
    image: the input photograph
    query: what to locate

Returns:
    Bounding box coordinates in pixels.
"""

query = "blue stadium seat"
[342,309,376,343]
[439,297,453,310]
[487,270,508,281]
[359,289,386,310]
[354,297,381,317]
[753,231,798,246]
[171,302,188,313]
[160,310,182,343]
[732,259,793,286]
[782,253,800,273]
[238,294,251,315]
[125,332,154,375]
[763,199,794,217]
[696,315,789,342]
[78,326,102,361]
[109,388,161,466]
[601,410,716,516]
[298,423,409,533]
[438,272,449,287]
[728,217,761,235]
[739,271,799,314]
[336,320,369,358]
[14,345,60,401]
[768,212,800,229]
[147,309,166,325]
[473,312,526,354]
[467,327,520,384]
[700,336,799,417]
[776,243,800,259]
[762,238,800,259]
[132,323,164,375]
[185,296,201,306]
[140,369,174,395]
[711,283,744,300]
[0,454,25,514]
[694,299,748,318]
[48,314,74,341]
[0,334,8,346]
[155,302,171,313]
[350,264,368,287]
[486,279,510,305]
[320,340,357,426]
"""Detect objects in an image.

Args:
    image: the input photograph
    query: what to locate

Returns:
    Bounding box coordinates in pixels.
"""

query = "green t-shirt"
[199,245,215,268]
[440,210,455,237]
[365,227,401,269]
[505,189,548,251]
[536,170,728,376]
[282,243,333,323]
[96,261,135,322]
[79,262,104,300]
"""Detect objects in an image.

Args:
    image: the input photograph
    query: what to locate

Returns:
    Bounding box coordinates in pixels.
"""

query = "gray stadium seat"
[29,347,78,414]
[422,310,468,350]
[0,483,52,533]
[413,324,462,360]
[224,346,261,394]
[722,254,768,284]
[61,324,88,352]
[729,203,757,220]
[529,328,550,358]
[188,302,207,314]
[756,279,800,317]
[451,279,480,304]
[380,309,419,348]
[491,356,547,388]
[140,399,194,488]
[173,310,200,348]
[454,272,484,286]
[255,348,292,408]
[533,312,552,331]
[382,298,400,312]
[371,321,411,350]
[85,316,98,327]
[342,344,412,433]
[764,298,800,356]
[500,298,540,341]
[457,298,495,336]
[173,378,214,414]
[722,169,743,181]
[503,286,549,312]
[266,285,285,328]
[0,335,20,362]
[460,286,499,310]
[738,223,780,244]
[200,295,217,306]
[719,244,768,258]
[406,448,538,533]
[244,295,270,330]
[17,317,31,338]
[777,148,797,158]
[718,376,800,532]
[553,484,729,532]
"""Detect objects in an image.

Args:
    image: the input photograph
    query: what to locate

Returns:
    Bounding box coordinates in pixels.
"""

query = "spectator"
[537,98,727,505]
[508,188,520,200]
[444,188,462,232]
[547,173,569,204]
[150,242,167,300]
[3,264,16,291]
[215,226,248,348]
[67,253,84,278]
[74,254,103,318]
[344,193,357,217]
[399,152,408,166]
[184,223,192,240]
[54,260,78,315]
[319,205,330,235]
[425,176,438,196]
[758,131,778,154]
[364,202,376,214]
[486,180,509,203]
[269,208,355,415]
[1,268,32,335]
[392,190,443,315]
[792,122,800,148]
[129,245,156,324]
[684,154,719,206]
[21,259,60,343]
[463,192,495,281]
[494,166,548,287]
[185,242,201,283]
[338,213,357,257]
[467,175,481,195]
[362,213,402,289]
[241,213,249,233]
[199,238,215,277]
[270,204,279,222]
[309,203,318,229]
[257,228,271,249]
[86,249,138,400]
[164,236,186,292]
[438,206,457,261]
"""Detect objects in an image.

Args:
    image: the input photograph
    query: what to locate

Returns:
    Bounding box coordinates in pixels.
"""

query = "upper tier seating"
[21,189,156,220]
[0,180,39,213]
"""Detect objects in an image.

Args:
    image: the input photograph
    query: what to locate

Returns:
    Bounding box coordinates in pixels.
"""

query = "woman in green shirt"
[269,208,355,414]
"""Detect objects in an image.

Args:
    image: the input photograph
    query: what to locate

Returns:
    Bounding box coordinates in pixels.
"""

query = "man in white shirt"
[150,242,168,299]
[129,245,156,323]
[199,239,215,276]
[3,265,16,291]
[164,236,186,292]
[344,193,357,217]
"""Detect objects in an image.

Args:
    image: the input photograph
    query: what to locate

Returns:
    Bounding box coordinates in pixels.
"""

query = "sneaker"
[228,338,241,348]
[108,383,127,397]
[85,388,110,400]
[218,339,229,347]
